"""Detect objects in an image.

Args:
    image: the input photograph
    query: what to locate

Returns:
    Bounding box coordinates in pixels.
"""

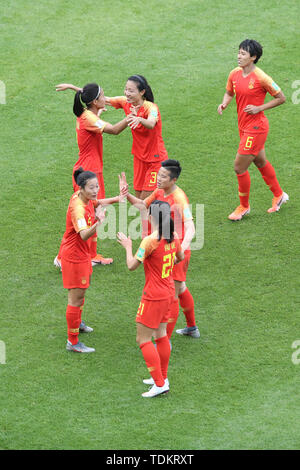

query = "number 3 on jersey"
[162,252,176,279]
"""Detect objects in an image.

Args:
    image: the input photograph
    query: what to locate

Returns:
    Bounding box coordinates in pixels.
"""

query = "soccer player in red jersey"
[119,159,200,340]
[55,82,128,267]
[218,39,288,221]
[105,75,168,200]
[62,168,124,353]
[117,200,184,397]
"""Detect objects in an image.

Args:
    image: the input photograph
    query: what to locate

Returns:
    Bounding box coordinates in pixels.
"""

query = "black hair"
[149,200,174,243]
[73,83,102,117]
[161,159,182,180]
[127,75,154,102]
[239,39,263,64]
[73,167,97,188]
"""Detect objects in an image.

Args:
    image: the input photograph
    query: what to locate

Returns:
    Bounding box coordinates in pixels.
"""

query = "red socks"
[167,299,179,339]
[140,341,164,387]
[90,235,98,259]
[258,161,282,197]
[66,305,81,345]
[179,288,196,328]
[155,336,171,380]
[237,171,251,208]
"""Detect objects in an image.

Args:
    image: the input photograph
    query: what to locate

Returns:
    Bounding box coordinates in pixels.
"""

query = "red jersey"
[135,231,182,300]
[61,191,97,263]
[144,187,193,246]
[226,66,281,133]
[108,96,168,163]
[75,109,108,173]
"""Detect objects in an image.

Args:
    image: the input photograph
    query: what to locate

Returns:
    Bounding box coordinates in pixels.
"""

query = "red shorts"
[136,297,172,329]
[238,130,268,156]
[61,258,92,289]
[133,158,163,192]
[172,249,191,282]
[72,170,105,199]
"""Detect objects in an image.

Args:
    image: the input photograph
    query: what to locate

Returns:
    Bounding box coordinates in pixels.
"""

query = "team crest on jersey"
[248,78,255,89]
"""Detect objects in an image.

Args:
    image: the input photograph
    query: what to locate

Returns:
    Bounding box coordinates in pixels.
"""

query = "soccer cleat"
[267,192,289,213]
[176,326,200,338]
[228,205,250,221]
[79,321,93,333]
[142,380,170,398]
[66,340,95,353]
[53,256,62,271]
[91,254,113,266]
[143,377,169,387]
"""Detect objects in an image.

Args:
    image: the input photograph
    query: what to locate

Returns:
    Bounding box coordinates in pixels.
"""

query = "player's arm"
[117,232,141,271]
[244,91,286,115]
[181,219,195,252]
[102,118,128,135]
[56,83,82,92]
[218,91,234,115]
[79,206,106,241]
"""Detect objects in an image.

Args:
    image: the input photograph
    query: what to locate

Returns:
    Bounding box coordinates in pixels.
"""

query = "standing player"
[62,167,124,353]
[105,75,168,200]
[218,39,288,220]
[117,200,184,397]
[119,159,200,340]
[54,82,128,267]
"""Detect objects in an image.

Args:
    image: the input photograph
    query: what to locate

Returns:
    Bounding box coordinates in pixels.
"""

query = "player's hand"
[217,104,226,115]
[98,107,107,116]
[129,105,140,115]
[244,104,260,115]
[127,114,141,129]
[119,172,128,192]
[118,172,128,202]
[117,232,132,249]
[95,205,106,223]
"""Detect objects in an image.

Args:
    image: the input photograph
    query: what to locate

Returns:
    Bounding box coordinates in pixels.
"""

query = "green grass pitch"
[0,0,300,450]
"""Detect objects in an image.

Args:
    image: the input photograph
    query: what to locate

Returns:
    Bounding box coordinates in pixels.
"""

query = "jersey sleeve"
[108,96,127,110]
[143,101,159,122]
[226,69,236,94]
[135,236,156,262]
[256,69,281,96]
[82,111,107,134]
[70,199,88,233]
[144,188,159,208]
[174,190,193,222]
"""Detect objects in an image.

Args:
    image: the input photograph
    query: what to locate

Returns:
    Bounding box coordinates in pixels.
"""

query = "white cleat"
[142,380,170,398]
[143,377,169,387]
[54,256,62,271]
[79,321,93,333]
[66,341,95,353]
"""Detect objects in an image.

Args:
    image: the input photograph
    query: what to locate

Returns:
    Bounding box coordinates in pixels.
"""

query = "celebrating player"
[62,167,124,353]
[119,159,200,340]
[105,75,168,199]
[54,82,128,267]
[218,39,288,221]
[117,200,184,397]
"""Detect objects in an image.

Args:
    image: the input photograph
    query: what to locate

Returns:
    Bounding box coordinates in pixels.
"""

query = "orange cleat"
[228,205,250,221]
[267,192,289,213]
[91,254,113,266]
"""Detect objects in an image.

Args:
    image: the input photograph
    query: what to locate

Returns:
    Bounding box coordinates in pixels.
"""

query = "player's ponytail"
[149,200,174,243]
[73,83,102,117]
[128,75,154,102]
[73,167,97,188]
